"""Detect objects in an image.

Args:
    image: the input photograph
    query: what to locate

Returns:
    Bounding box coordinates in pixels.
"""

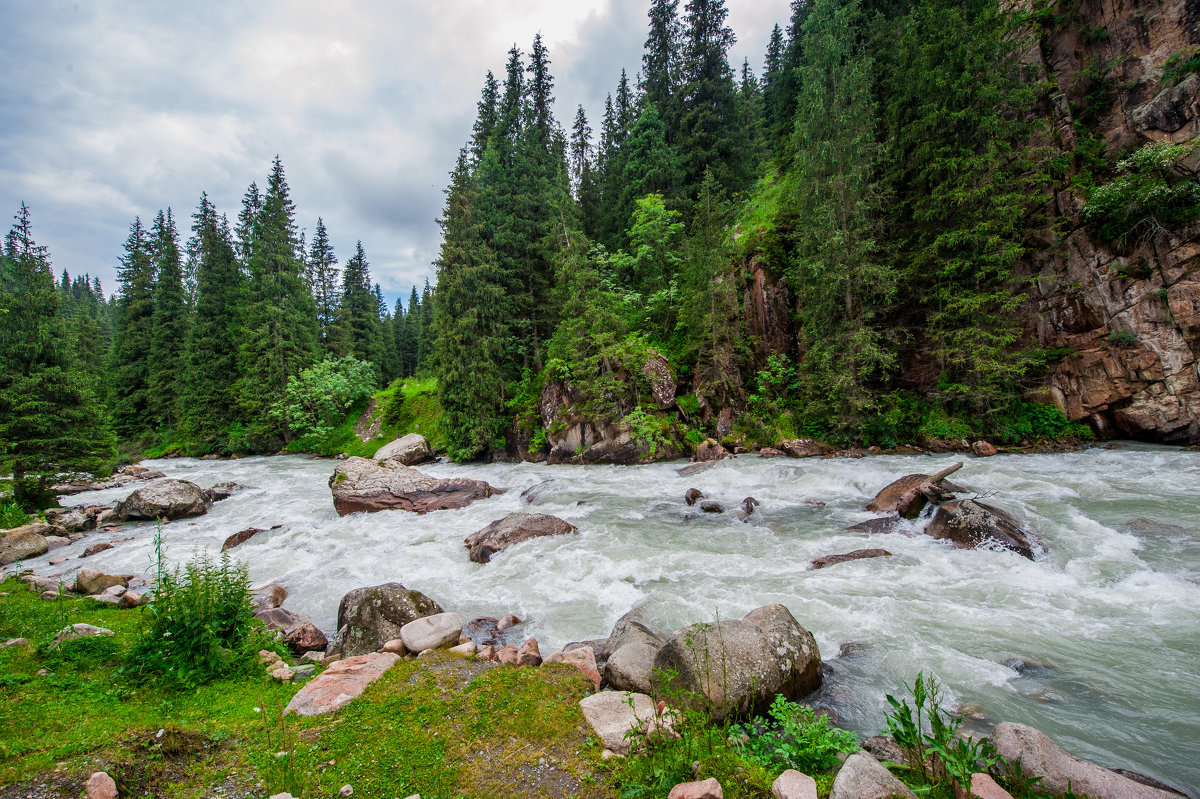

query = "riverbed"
[32,444,1200,792]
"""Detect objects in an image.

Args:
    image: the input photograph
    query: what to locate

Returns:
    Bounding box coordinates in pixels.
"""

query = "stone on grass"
[254,607,329,655]
[284,652,400,716]
[970,773,1013,799]
[382,638,408,655]
[668,778,723,799]
[449,641,477,657]
[496,643,519,665]
[2,638,30,648]
[339,785,354,798]
[118,590,145,608]
[555,646,601,688]
[771,770,818,799]
[53,623,114,645]
[91,585,126,605]
[579,691,672,757]
[328,582,443,658]
[829,752,918,799]
[271,667,295,681]
[517,637,542,666]
[399,612,463,653]
[86,771,118,799]
[74,567,129,595]
[268,794,296,799]
[991,722,1181,799]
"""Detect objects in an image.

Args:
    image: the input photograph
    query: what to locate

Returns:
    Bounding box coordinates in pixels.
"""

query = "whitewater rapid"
[32,444,1200,791]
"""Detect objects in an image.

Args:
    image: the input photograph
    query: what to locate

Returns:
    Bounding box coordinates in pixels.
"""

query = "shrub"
[0,497,28,530]
[269,356,377,441]
[1083,142,1200,246]
[125,530,272,687]
[731,695,859,774]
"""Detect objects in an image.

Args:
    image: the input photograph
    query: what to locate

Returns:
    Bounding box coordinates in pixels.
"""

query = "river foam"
[32,443,1200,791]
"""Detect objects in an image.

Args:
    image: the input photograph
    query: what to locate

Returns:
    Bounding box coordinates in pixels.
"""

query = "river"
[31,444,1200,792]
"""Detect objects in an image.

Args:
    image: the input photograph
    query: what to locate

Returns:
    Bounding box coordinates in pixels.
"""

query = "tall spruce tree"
[643,0,682,132]
[338,240,383,375]
[108,216,156,439]
[0,204,115,508]
[402,285,421,376]
[149,208,188,430]
[308,217,340,355]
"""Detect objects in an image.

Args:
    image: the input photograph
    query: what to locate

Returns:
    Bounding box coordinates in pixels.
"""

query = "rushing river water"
[28,444,1200,792]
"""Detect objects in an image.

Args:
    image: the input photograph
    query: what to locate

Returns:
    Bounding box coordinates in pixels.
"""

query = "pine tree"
[235,181,262,266]
[615,105,682,247]
[643,0,682,131]
[236,157,319,440]
[527,34,555,141]
[0,204,115,508]
[183,195,243,450]
[471,71,501,163]
[338,240,383,376]
[417,279,436,374]
[108,216,156,439]
[762,23,785,133]
[149,208,188,430]
[391,297,408,378]
[738,58,768,174]
[403,285,421,376]
[615,69,636,135]
[308,217,340,355]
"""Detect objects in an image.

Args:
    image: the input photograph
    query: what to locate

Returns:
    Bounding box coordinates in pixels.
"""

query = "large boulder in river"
[327,582,444,658]
[652,604,822,721]
[602,608,665,694]
[0,526,50,565]
[374,433,435,466]
[464,513,578,563]
[865,463,965,518]
[925,499,1036,559]
[329,457,500,516]
[991,722,1182,799]
[112,479,211,521]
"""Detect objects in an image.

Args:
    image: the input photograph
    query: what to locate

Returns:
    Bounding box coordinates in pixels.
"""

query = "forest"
[4,0,1199,503]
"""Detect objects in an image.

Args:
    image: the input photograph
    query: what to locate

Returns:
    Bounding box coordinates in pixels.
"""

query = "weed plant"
[0,496,29,529]
[730,694,858,774]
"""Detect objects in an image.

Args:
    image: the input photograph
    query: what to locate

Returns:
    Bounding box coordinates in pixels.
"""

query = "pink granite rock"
[284,652,399,717]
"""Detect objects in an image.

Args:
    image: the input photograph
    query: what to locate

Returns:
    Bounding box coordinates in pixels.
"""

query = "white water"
[29,445,1200,792]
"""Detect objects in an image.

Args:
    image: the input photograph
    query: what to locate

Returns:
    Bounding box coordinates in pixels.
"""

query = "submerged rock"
[222,524,282,552]
[845,516,904,535]
[463,512,578,563]
[329,457,501,516]
[684,488,705,506]
[112,479,211,521]
[204,481,246,502]
[925,499,1036,559]
[327,582,444,658]
[374,433,435,466]
[810,548,893,570]
[652,604,822,721]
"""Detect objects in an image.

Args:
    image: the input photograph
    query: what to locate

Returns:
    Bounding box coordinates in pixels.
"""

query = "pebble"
[339,785,354,798]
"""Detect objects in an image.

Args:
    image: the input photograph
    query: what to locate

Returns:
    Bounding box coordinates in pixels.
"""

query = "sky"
[0,0,784,308]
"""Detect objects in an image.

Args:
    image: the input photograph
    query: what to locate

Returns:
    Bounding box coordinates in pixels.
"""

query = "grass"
[0,577,614,799]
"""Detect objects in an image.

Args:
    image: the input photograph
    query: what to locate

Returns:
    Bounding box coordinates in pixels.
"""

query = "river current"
[32,444,1200,791]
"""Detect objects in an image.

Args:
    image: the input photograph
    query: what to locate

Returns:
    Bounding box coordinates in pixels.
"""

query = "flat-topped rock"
[330,457,501,516]
[284,652,400,716]
[463,512,578,563]
[811,549,893,570]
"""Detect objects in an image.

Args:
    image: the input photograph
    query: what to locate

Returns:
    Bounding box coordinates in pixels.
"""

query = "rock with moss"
[329,457,501,516]
[652,604,822,722]
[327,582,444,658]
[0,526,50,565]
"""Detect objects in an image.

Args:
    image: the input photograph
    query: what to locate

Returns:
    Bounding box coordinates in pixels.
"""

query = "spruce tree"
[471,71,500,163]
[0,204,115,508]
[235,182,261,266]
[392,297,408,377]
[108,216,156,439]
[417,279,436,375]
[643,0,682,131]
[308,217,340,355]
[403,286,421,376]
[338,240,383,375]
[149,208,188,430]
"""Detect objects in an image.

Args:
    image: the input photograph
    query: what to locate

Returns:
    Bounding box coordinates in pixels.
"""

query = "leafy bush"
[269,356,377,441]
[125,531,272,687]
[1083,142,1200,246]
[0,497,28,529]
[731,695,859,774]
[1107,329,1139,347]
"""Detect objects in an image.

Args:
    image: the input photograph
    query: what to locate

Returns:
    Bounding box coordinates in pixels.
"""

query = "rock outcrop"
[652,604,822,721]
[329,457,501,516]
[112,479,211,521]
[374,433,435,466]
[327,582,443,658]
[463,513,578,563]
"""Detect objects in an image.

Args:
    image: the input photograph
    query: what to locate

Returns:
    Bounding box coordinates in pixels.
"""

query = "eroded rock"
[925,500,1036,559]
[811,549,893,570]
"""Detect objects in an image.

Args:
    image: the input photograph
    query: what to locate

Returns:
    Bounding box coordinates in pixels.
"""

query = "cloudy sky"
[1,1,784,307]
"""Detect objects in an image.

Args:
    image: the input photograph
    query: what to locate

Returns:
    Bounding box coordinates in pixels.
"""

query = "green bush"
[1083,142,1200,246]
[125,532,272,688]
[731,695,859,774]
[269,356,377,441]
[0,497,29,530]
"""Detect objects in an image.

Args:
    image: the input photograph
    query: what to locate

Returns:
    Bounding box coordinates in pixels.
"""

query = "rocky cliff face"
[1025,0,1200,442]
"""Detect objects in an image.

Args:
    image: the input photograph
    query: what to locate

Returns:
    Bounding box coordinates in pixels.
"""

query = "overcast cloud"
[0,0,783,306]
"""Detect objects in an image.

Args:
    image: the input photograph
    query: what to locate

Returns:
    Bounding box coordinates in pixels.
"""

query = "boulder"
[74,568,129,595]
[374,433,435,466]
[579,691,671,757]
[329,457,500,516]
[86,771,118,799]
[328,582,444,658]
[254,607,329,655]
[699,500,725,513]
[284,652,400,716]
[652,604,821,721]
[811,549,893,570]
[865,465,966,514]
[44,507,96,532]
[91,585,127,605]
[771,771,818,799]
[112,479,211,521]
[550,646,601,688]
[44,536,70,549]
[970,774,1014,799]
[53,623,115,645]
[861,735,907,765]
[602,608,664,695]
[222,524,282,552]
[463,513,578,564]
[733,497,759,521]
[971,441,998,457]
[399,612,463,653]
[991,722,1182,799]
[81,542,113,557]
[448,641,477,657]
[0,528,49,565]
[117,590,145,608]
[204,481,246,502]
[496,644,519,665]
[778,439,833,458]
[497,613,522,631]
[53,469,165,496]
[517,637,542,667]
[693,439,728,462]
[668,779,723,799]
[684,488,705,506]
[845,517,904,535]
[251,583,288,611]
[829,752,918,799]
[925,500,1036,559]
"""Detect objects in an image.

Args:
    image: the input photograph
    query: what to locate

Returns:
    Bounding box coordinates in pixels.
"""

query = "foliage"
[0,497,29,530]
[269,356,376,442]
[1082,142,1200,247]
[125,531,269,688]
[1161,50,1200,85]
[730,694,859,774]
[1107,329,1140,347]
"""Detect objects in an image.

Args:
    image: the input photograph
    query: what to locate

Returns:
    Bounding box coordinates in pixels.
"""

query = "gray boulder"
[399,612,463,653]
[829,752,917,799]
[925,499,1035,559]
[374,433,435,466]
[251,583,288,611]
[112,479,211,521]
[0,527,49,565]
[464,512,578,563]
[43,507,96,532]
[204,481,246,503]
[327,582,443,658]
[53,623,115,645]
[602,608,664,694]
[74,568,129,595]
[329,457,500,516]
[652,604,822,721]
[991,722,1183,799]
